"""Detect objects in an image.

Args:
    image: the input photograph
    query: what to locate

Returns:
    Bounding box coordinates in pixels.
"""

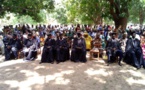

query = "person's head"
[59,34,63,39]
[132,31,136,38]
[47,34,52,39]
[28,33,33,39]
[122,33,127,39]
[13,34,17,39]
[83,32,88,38]
[77,33,82,38]
[111,32,116,39]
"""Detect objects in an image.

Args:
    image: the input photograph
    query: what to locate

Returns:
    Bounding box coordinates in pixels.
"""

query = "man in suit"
[106,32,123,66]
[124,31,145,69]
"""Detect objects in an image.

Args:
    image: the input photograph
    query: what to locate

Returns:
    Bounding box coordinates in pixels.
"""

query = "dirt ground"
[0,54,145,90]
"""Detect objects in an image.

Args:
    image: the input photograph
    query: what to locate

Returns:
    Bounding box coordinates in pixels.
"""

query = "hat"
[111,32,117,36]
[28,33,32,36]
[77,33,82,37]
[47,33,52,36]
[13,34,17,37]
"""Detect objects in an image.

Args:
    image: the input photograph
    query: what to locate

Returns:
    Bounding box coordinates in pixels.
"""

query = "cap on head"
[28,33,32,37]
[47,33,52,37]
[13,34,17,37]
[77,33,82,37]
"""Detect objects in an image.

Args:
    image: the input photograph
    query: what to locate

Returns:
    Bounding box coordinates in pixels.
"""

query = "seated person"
[10,34,22,59]
[23,33,37,61]
[93,34,102,49]
[90,34,102,57]
[124,31,145,69]
[55,34,70,64]
[106,32,123,66]
[71,33,87,63]
[40,34,55,64]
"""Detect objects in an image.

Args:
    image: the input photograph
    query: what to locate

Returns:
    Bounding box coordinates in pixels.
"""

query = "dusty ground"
[0,54,145,90]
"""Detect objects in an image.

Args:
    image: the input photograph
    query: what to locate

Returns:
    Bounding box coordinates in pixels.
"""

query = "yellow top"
[84,33,92,50]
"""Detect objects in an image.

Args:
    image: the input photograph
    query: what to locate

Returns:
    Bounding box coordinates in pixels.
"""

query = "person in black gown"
[71,33,87,63]
[10,34,22,59]
[124,31,145,69]
[55,34,70,64]
[40,34,55,64]
[3,34,12,60]
[106,32,123,66]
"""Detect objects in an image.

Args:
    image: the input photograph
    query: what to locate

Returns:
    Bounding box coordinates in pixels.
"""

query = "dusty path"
[0,55,145,90]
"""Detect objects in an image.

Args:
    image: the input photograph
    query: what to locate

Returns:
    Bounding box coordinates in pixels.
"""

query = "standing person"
[40,34,55,64]
[104,25,109,41]
[106,32,123,66]
[71,33,87,63]
[83,32,92,51]
[3,34,12,60]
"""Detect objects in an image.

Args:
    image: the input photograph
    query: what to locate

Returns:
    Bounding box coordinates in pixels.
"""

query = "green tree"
[65,0,106,24]
[129,0,145,27]
[0,0,54,22]
[107,0,132,31]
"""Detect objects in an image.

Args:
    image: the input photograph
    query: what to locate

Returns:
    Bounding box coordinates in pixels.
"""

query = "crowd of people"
[0,24,145,69]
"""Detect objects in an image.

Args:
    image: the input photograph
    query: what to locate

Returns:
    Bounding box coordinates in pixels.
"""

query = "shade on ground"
[0,55,145,90]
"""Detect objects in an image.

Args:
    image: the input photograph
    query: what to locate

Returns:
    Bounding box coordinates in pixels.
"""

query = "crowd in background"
[0,24,145,69]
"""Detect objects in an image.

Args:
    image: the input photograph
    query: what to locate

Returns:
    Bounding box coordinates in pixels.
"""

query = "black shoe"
[137,66,141,70]
[107,63,109,66]
[39,62,42,64]
[57,62,60,64]
[118,62,122,66]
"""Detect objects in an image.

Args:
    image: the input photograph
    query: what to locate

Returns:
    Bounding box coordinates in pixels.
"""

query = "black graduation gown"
[124,38,145,68]
[3,37,12,60]
[71,37,87,62]
[41,38,55,63]
[10,39,23,59]
[55,38,70,62]
[23,39,37,60]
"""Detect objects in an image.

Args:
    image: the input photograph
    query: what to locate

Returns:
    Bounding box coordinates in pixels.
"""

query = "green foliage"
[53,8,68,24]
[65,0,107,24]
[0,0,54,22]
[129,0,145,24]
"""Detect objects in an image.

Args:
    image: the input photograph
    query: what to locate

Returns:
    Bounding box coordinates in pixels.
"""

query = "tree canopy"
[0,0,145,30]
[0,0,54,22]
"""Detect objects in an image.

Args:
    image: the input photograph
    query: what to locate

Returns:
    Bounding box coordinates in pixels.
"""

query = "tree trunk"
[114,17,128,32]
[108,0,129,33]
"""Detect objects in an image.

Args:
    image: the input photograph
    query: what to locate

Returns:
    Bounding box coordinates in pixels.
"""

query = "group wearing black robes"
[71,36,87,63]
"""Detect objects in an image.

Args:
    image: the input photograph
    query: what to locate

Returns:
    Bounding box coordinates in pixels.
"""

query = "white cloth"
[135,34,140,40]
